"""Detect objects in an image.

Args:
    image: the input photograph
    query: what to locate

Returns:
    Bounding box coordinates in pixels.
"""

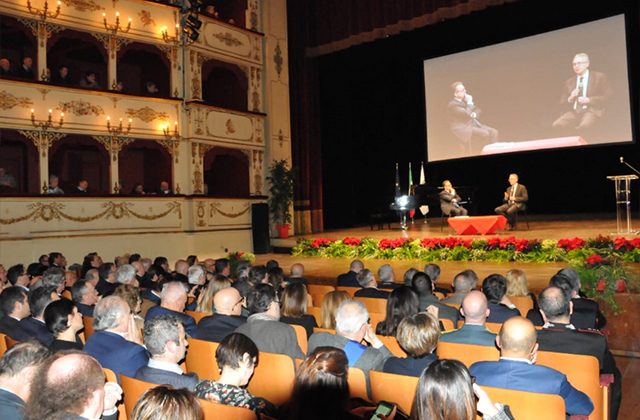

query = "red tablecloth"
[448,215,507,235]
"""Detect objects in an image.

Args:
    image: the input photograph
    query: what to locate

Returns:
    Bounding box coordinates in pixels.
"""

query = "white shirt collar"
[148,358,184,375]
[500,356,533,365]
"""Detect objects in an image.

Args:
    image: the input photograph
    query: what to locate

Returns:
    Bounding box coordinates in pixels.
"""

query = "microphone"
[620,157,624,163]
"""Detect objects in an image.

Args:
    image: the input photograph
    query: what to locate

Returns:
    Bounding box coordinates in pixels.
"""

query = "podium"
[607,175,638,234]
[390,195,417,230]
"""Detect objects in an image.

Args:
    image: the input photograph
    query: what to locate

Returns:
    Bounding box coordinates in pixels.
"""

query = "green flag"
[408,162,413,195]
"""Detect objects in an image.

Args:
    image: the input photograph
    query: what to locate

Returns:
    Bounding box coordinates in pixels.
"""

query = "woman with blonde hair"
[280,283,318,339]
[320,290,350,329]
[114,284,144,329]
[505,269,537,308]
[131,385,204,420]
[196,274,232,314]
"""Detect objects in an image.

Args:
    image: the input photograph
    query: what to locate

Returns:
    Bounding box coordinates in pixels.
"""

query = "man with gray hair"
[425,263,450,296]
[145,281,197,338]
[135,314,198,390]
[187,265,205,287]
[378,264,401,290]
[337,260,364,288]
[42,267,66,296]
[71,279,99,317]
[114,264,139,287]
[354,269,390,299]
[83,295,149,381]
[308,299,393,396]
[173,260,189,283]
[84,268,99,288]
[442,269,478,305]
[47,174,64,194]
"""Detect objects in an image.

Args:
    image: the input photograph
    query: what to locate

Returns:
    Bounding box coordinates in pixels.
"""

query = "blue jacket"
[84,330,149,382]
[470,358,593,416]
[145,306,198,338]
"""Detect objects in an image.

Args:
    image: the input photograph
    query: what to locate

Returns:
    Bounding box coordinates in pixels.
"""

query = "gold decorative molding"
[0,201,182,225]
[191,77,201,100]
[209,202,251,219]
[251,91,260,112]
[18,130,66,157]
[109,97,121,109]
[18,18,64,48]
[157,139,180,163]
[193,164,204,195]
[58,100,104,116]
[138,10,156,27]
[0,91,33,110]
[199,143,214,158]
[92,135,134,161]
[91,33,132,60]
[225,119,236,135]
[125,107,169,123]
[36,88,51,101]
[195,200,206,225]
[212,32,243,47]
[61,0,102,12]
[274,42,283,77]
[156,44,178,69]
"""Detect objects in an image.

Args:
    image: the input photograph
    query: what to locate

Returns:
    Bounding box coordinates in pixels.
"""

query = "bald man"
[470,317,593,417]
[145,281,197,338]
[286,263,308,286]
[439,290,497,347]
[196,287,247,343]
[337,260,364,288]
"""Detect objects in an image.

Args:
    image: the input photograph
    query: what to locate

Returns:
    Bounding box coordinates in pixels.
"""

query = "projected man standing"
[447,82,498,156]
[552,53,612,132]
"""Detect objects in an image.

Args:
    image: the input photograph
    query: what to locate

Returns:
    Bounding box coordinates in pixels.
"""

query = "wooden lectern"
[606,175,638,234]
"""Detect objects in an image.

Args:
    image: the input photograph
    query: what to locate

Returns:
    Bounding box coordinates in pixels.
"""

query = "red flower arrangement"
[343,237,361,246]
[613,237,640,251]
[584,255,603,265]
[379,238,410,250]
[557,237,586,251]
[311,238,333,248]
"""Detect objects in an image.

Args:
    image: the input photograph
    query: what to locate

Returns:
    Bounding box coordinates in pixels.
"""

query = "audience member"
[203,5,219,18]
[403,267,418,287]
[411,271,458,326]
[71,179,89,194]
[115,264,139,287]
[0,287,31,340]
[80,71,101,89]
[135,314,198,390]
[83,295,148,380]
[470,317,593,417]
[145,81,159,96]
[376,286,418,337]
[441,270,478,304]
[425,263,450,296]
[354,269,390,299]
[131,183,146,195]
[320,290,350,329]
[337,260,364,287]
[194,333,276,416]
[196,274,231,314]
[43,298,84,351]
[47,175,64,194]
[267,266,286,295]
[41,267,66,297]
[0,58,12,76]
[279,283,318,339]
[0,167,16,188]
[377,264,402,290]
[248,265,268,285]
[286,263,308,285]
[505,268,537,308]
[215,258,231,277]
[140,264,162,292]
[113,81,124,92]
[7,264,30,291]
[481,274,520,324]
[52,65,71,84]
[16,57,34,80]
[64,270,78,289]
[145,281,198,338]
[131,386,203,420]
[19,286,60,345]
[173,259,189,283]
[235,283,305,360]
[49,252,67,270]
[383,312,440,377]
[71,279,99,317]
[440,291,497,346]
[81,252,104,278]
[96,262,118,296]
[0,341,50,420]
[157,181,172,195]
[114,284,145,329]
[197,286,247,343]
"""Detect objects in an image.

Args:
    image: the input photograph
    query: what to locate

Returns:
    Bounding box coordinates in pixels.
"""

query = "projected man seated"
[447,81,498,156]
[552,53,612,133]
[439,180,468,216]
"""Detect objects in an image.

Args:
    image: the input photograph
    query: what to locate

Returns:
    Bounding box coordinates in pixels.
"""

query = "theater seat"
[199,398,258,420]
[185,310,209,324]
[103,368,127,420]
[480,385,565,420]
[435,341,499,368]
[369,370,418,414]
[119,374,155,417]
[246,351,296,406]
[185,338,220,381]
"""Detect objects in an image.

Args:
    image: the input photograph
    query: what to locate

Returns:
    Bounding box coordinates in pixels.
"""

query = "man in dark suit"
[0,58,12,76]
[536,286,621,420]
[19,286,59,346]
[353,269,390,299]
[16,57,34,80]
[197,287,246,343]
[145,281,197,338]
[439,180,468,217]
[71,280,99,317]
[337,260,364,288]
[84,295,149,382]
[0,287,31,340]
[447,81,498,156]
[286,263,308,286]
[494,173,528,230]
[135,314,199,390]
[552,53,612,132]
[378,264,402,290]
[411,271,458,326]
[481,274,520,324]
[470,317,594,417]
[0,341,50,420]
[439,291,497,347]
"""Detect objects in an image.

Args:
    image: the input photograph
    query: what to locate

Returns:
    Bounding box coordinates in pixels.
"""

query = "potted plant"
[266,159,296,238]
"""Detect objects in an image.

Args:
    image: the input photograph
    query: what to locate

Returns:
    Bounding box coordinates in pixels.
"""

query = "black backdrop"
[313,0,640,229]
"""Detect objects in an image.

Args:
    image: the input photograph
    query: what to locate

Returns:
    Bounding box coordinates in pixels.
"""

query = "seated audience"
[481,274,520,324]
[49,252,67,270]
[279,283,318,339]
[320,290,350,329]
[215,258,231,277]
[194,333,276,417]
[131,386,203,420]
[145,281,197,338]
[131,183,146,195]
[0,287,31,340]
[0,58,12,76]
[115,264,139,287]
[235,283,305,361]
[383,312,440,377]
[145,81,159,96]
[42,267,66,297]
[173,259,189,283]
[470,317,594,417]
[80,71,101,89]
[135,314,198,390]
[0,341,51,420]
[403,267,418,287]
[505,268,536,307]
[16,57,34,80]
[411,271,458,326]
[286,263,308,285]
[157,181,172,195]
[96,262,118,296]
[19,286,60,345]
[186,255,199,266]
[81,252,104,279]
[248,265,269,285]
[439,291,497,347]
[412,359,514,420]
[197,286,247,343]
[23,352,122,420]
[47,175,64,194]
[140,264,163,293]
[378,264,402,290]
[375,286,418,337]
[441,270,478,305]
[0,167,16,188]
[43,299,84,351]
[7,264,30,291]
[267,266,286,297]
[308,300,393,395]
[71,279,99,317]
[71,179,89,194]
[83,295,148,380]
[425,263,451,296]
[354,269,390,299]
[114,284,145,330]
[52,65,71,84]
[337,260,364,288]
[196,274,231,314]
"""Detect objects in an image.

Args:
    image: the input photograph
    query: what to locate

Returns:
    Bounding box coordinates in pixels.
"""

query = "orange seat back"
[0,333,8,357]
[435,342,499,368]
[290,324,308,354]
[508,296,534,315]
[119,374,155,417]
[103,368,127,420]
[368,312,385,331]
[376,334,406,358]
[62,289,72,300]
[439,318,455,331]
[185,310,208,324]
[185,338,220,381]
[246,351,295,406]
[308,285,335,307]
[354,297,388,315]
[369,370,418,414]
[480,385,565,420]
[83,316,95,339]
[199,398,258,420]
[307,306,322,326]
[336,286,360,298]
[348,367,370,401]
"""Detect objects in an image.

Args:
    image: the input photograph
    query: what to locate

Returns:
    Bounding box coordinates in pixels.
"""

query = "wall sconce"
[162,24,181,45]
[26,0,61,21]
[31,108,63,131]
[163,122,180,140]
[107,116,132,136]
[103,12,131,35]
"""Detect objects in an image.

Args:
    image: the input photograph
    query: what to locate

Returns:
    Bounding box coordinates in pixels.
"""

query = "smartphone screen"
[371,401,394,420]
